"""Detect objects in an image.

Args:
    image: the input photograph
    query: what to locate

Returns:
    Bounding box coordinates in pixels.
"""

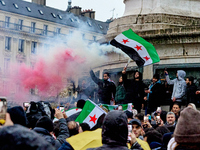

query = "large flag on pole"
[75,100,107,129]
[110,29,160,66]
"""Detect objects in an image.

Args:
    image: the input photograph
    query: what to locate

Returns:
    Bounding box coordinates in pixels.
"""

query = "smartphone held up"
[0,98,7,125]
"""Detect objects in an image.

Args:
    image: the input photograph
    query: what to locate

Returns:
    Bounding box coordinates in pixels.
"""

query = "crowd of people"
[0,68,200,150]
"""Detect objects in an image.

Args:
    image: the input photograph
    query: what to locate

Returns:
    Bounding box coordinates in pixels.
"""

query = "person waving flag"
[110,29,160,66]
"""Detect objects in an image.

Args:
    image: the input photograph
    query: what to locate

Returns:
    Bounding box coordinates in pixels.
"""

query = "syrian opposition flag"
[65,107,82,117]
[75,100,107,129]
[102,103,133,111]
[110,29,160,66]
[53,107,82,122]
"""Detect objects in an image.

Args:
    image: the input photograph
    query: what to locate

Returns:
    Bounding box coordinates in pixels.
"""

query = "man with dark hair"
[122,68,145,113]
[171,103,180,121]
[90,70,116,104]
[185,76,197,106]
[145,73,164,114]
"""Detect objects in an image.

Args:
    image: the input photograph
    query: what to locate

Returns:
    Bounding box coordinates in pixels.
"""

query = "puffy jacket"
[166,70,187,102]
[90,70,116,104]
[33,118,69,149]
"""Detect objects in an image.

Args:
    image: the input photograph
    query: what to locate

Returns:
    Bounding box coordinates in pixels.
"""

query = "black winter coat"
[122,73,145,104]
[186,83,197,104]
[90,70,116,104]
[148,81,164,109]
[33,118,69,149]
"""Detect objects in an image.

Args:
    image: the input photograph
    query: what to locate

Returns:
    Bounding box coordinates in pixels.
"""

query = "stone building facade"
[0,0,108,101]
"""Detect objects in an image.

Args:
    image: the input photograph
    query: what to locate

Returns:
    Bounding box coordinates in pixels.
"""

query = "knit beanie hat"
[7,106,28,127]
[35,116,54,132]
[174,107,200,143]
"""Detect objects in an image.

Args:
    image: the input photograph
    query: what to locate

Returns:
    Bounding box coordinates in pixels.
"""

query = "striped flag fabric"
[110,29,160,66]
[75,100,107,129]
[65,107,82,117]
[53,107,82,122]
[102,103,133,111]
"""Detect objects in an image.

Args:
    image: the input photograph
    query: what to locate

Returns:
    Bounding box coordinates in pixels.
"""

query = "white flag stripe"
[65,108,82,117]
[83,106,104,128]
[115,34,153,66]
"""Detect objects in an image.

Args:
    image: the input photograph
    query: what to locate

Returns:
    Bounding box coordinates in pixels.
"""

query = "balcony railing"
[0,21,66,38]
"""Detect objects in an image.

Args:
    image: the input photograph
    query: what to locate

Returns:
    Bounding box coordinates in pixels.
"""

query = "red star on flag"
[122,39,129,44]
[89,114,97,124]
[76,108,79,111]
[135,45,142,51]
[144,56,150,61]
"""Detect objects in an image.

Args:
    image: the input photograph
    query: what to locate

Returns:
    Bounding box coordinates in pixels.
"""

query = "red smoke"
[8,49,85,101]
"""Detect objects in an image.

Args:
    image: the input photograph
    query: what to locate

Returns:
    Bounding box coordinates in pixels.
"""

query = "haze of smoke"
[3,30,128,103]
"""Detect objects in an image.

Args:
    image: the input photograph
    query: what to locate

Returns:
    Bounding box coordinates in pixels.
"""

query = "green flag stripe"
[122,29,160,63]
[75,101,95,123]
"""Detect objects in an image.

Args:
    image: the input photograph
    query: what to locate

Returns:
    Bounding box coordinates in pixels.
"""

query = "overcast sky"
[24,0,125,21]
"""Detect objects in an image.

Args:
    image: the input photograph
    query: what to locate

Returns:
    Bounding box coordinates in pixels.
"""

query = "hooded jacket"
[166,70,187,101]
[87,111,143,150]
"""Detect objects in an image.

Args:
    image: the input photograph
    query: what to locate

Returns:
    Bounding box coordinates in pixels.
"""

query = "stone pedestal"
[123,0,200,17]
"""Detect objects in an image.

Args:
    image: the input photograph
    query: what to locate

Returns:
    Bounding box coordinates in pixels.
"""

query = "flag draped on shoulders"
[110,28,160,66]
[75,100,107,129]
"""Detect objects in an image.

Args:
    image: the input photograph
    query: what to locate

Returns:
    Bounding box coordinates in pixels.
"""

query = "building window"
[99,24,103,30]
[82,34,85,40]
[51,13,56,18]
[38,10,44,15]
[18,19,23,30]
[5,37,11,50]
[56,28,61,35]
[13,3,18,9]
[18,39,24,52]
[0,0,5,6]
[26,7,31,12]
[93,36,96,41]
[43,25,48,35]
[5,16,10,28]
[31,22,36,33]
[58,15,62,20]
[87,21,92,27]
[70,18,74,22]
[4,58,10,75]
[31,41,37,54]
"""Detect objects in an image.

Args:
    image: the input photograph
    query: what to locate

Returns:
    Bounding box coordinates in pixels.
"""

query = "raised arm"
[90,70,102,84]
[165,71,175,85]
